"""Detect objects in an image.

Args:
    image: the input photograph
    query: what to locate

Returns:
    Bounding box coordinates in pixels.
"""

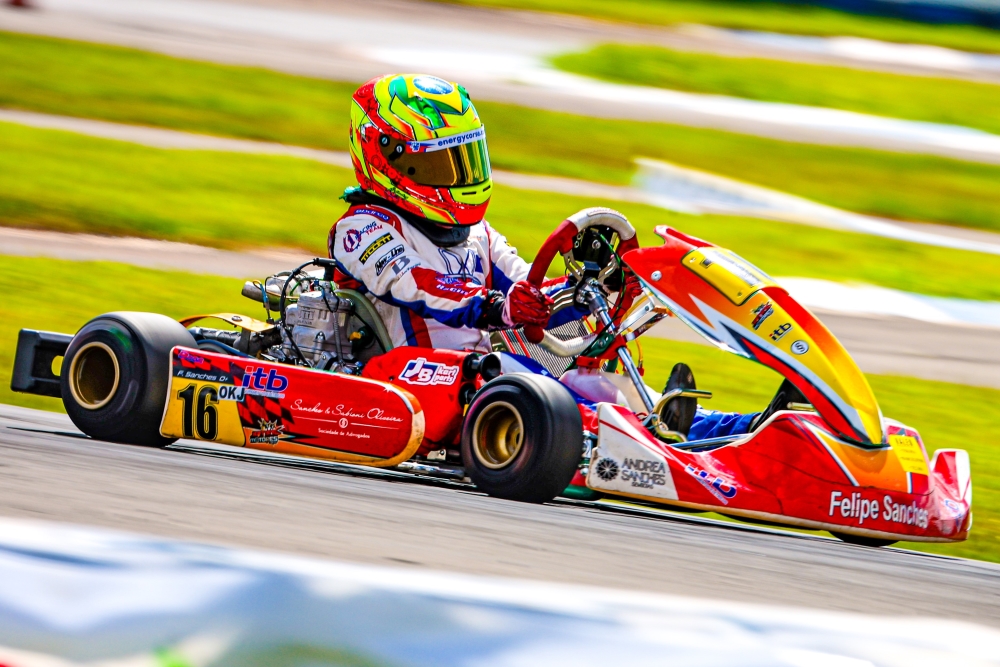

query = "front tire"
[461,373,582,503]
[61,312,196,447]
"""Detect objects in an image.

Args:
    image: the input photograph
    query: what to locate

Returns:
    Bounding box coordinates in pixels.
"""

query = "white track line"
[635,158,1000,256]
[713,28,1000,74]
[370,45,1000,163]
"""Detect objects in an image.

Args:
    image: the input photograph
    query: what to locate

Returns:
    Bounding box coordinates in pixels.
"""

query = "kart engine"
[281,283,356,370]
[240,265,382,372]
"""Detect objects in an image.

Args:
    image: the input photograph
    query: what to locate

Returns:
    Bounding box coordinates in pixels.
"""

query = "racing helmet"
[349,74,492,226]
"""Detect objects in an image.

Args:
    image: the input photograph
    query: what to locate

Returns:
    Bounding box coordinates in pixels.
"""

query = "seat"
[334,288,394,364]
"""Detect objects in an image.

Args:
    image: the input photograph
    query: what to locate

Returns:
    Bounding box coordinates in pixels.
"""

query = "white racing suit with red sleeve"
[329,203,584,352]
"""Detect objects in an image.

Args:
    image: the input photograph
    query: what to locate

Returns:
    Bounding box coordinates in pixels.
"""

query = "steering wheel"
[524,207,639,343]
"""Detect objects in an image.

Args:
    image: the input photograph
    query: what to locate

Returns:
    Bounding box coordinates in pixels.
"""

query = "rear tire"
[831,532,897,548]
[461,373,582,503]
[61,312,196,447]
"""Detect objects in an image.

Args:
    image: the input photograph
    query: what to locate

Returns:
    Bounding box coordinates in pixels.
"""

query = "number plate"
[162,381,247,444]
[160,349,250,445]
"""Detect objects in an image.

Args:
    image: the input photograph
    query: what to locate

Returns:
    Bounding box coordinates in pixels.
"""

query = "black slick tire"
[60,312,197,447]
[461,373,582,503]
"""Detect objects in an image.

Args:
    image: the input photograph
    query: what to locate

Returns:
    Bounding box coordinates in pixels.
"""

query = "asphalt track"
[3,403,999,628]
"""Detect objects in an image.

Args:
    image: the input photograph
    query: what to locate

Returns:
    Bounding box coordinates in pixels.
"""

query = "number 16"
[177,384,219,440]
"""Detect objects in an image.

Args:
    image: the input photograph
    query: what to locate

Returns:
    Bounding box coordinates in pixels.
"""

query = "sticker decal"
[399,357,460,386]
[595,458,619,482]
[889,434,929,475]
[751,301,774,330]
[390,255,413,276]
[174,349,232,382]
[375,245,405,275]
[218,385,247,401]
[353,207,390,222]
[342,221,384,253]
[790,340,810,355]
[360,233,393,264]
[574,405,681,500]
[174,368,230,383]
[239,366,289,398]
[413,75,454,95]
[243,418,288,446]
[829,491,929,529]
[407,127,485,153]
[685,464,738,504]
[620,458,668,489]
[769,323,792,342]
[177,349,209,369]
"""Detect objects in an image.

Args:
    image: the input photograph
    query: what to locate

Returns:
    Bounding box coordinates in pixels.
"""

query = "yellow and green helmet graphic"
[349,74,493,226]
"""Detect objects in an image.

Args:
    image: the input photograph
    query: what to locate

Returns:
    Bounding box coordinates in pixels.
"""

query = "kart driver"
[329,73,803,442]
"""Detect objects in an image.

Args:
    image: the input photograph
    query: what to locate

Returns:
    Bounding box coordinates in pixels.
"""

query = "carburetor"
[282,283,354,369]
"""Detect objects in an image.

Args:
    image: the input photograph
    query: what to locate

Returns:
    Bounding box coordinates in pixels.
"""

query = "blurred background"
[1,0,999,663]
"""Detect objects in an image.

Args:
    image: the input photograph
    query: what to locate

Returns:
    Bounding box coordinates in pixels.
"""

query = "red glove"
[503,280,553,328]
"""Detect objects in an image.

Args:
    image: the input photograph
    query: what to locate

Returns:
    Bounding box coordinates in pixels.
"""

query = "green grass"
[433,0,1000,54]
[0,122,352,250]
[1,256,994,561]
[6,121,1000,302]
[638,336,1000,562]
[6,32,1000,232]
[0,257,252,412]
[553,44,1000,135]
[0,31,356,149]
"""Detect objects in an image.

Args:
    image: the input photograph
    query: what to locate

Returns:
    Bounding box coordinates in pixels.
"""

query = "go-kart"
[11,208,971,546]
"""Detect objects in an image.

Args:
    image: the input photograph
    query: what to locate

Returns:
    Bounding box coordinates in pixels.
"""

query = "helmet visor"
[381,132,491,188]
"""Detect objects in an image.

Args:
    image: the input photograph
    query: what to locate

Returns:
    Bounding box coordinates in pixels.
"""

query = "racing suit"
[330,201,580,352]
[330,200,755,440]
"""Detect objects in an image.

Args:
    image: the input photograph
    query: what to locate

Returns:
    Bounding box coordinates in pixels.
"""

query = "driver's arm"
[332,213,497,330]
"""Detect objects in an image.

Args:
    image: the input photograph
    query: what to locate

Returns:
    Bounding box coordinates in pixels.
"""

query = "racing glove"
[479,281,553,329]
[503,280,553,328]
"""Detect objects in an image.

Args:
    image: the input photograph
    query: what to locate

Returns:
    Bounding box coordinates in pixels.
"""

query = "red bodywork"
[586,405,971,542]
[362,348,478,452]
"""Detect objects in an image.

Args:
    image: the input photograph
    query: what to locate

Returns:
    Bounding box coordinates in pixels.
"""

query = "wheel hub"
[472,401,524,469]
[68,342,120,410]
